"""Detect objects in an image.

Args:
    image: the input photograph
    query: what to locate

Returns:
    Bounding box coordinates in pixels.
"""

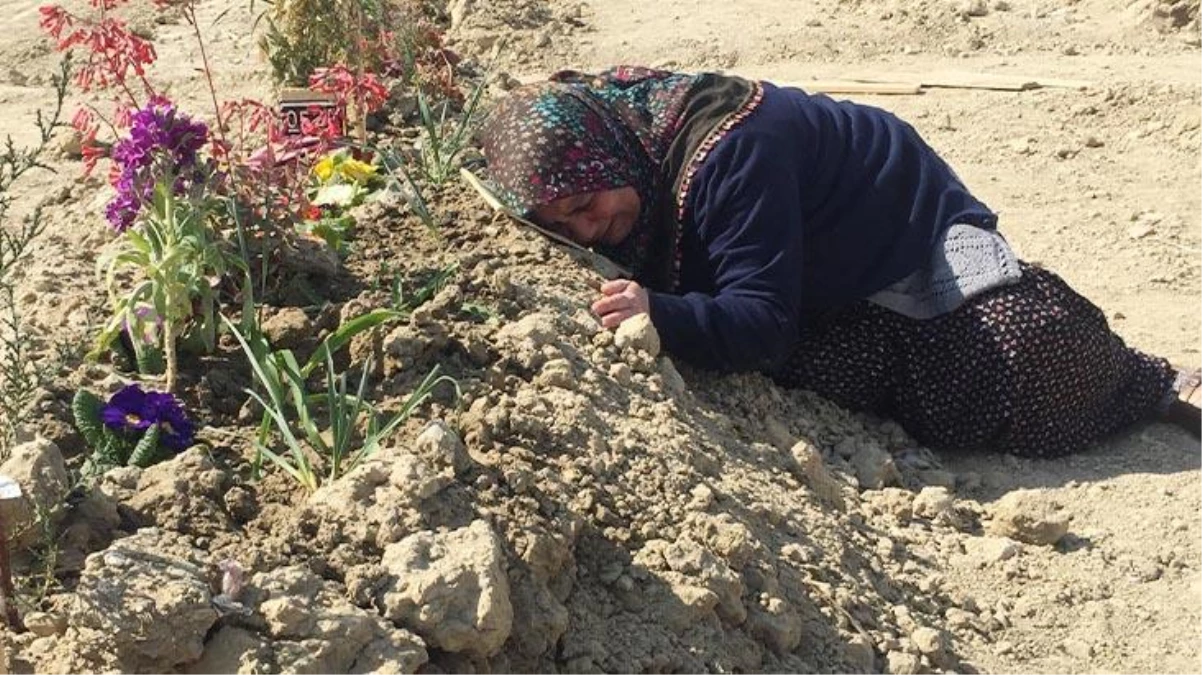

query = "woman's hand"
[592,279,650,329]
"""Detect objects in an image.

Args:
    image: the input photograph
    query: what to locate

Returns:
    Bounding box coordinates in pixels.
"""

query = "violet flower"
[106,97,210,231]
[101,383,196,451]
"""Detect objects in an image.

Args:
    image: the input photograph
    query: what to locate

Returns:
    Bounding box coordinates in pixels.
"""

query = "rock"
[22,611,66,637]
[507,570,570,660]
[56,129,83,158]
[850,441,902,489]
[844,634,877,672]
[789,440,845,508]
[987,490,1070,545]
[658,356,688,396]
[413,420,472,475]
[746,597,802,654]
[1062,637,1094,659]
[536,357,576,390]
[249,566,429,673]
[613,314,660,358]
[184,626,273,675]
[374,520,513,659]
[945,608,976,631]
[0,438,70,550]
[261,596,315,638]
[662,536,746,625]
[308,445,451,546]
[260,307,313,349]
[868,488,914,520]
[910,626,948,658]
[885,649,922,674]
[912,486,955,521]
[959,0,989,16]
[68,529,218,672]
[497,312,558,347]
[663,583,720,633]
[963,535,1022,565]
[125,448,232,536]
[382,322,449,372]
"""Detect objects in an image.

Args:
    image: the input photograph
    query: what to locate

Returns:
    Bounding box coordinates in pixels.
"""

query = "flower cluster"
[309,65,390,117]
[101,383,196,450]
[106,97,210,230]
[312,150,377,184]
[39,6,157,94]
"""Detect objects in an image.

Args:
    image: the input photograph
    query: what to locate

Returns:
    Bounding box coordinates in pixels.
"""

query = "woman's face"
[532,187,641,246]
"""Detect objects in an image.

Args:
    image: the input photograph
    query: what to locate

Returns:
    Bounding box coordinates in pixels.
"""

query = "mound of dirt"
[0,167,1104,673]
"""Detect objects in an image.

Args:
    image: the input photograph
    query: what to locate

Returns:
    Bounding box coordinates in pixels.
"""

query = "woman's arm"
[645,131,806,372]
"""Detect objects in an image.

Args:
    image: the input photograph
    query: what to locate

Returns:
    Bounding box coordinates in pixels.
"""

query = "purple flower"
[106,97,210,232]
[101,384,196,451]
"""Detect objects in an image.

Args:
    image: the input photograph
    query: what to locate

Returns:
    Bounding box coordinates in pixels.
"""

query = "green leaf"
[313,183,358,207]
[136,344,166,375]
[128,424,161,467]
[71,389,106,448]
[302,308,405,377]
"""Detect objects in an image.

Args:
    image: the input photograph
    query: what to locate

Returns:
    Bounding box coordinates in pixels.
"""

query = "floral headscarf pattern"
[478,67,703,280]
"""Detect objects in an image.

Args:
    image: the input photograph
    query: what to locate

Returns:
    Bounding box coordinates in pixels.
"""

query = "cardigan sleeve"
[646,131,806,372]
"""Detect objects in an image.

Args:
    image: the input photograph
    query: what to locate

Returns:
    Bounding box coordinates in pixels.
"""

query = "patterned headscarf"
[478,67,703,280]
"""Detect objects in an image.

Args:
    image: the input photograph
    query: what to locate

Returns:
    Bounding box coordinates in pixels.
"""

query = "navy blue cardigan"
[646,82,997,372]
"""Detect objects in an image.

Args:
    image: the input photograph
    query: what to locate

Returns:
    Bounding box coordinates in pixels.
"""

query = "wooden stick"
[786,80,923,95]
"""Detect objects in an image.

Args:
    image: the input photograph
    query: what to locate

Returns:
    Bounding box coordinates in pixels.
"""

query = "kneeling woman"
[478,66,1201,457]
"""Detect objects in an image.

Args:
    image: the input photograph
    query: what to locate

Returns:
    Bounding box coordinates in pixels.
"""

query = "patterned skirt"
[771,264,1176,457]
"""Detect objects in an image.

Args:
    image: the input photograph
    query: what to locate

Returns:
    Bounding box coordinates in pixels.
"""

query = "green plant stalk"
[0,511,23,632]
[226,305,456,490]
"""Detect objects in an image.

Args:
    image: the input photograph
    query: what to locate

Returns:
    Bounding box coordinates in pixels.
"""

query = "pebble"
[910,626,948,656]
[845,634,877,672]
[613,314,660,357]
[912,486,955,521]
[963,535,1022,565]
[987,490,1070,546]
[1062,638,1094,659]
[886,649,922,674]
[22,611,66,637]
[959,0,989,16]
[945,607,976,631]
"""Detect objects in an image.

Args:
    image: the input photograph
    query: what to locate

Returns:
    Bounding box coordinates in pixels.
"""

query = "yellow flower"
[313,155,336,182]
[339,158,377,183]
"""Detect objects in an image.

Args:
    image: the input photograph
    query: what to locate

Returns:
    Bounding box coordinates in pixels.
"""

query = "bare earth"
[502,1,1202,669]
[0,0,1198,672]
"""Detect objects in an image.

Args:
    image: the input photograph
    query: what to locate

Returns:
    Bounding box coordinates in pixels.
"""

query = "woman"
[478,66,1201,457]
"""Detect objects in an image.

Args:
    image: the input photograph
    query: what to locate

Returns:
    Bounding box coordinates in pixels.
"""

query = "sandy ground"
[525,1,1202,670]
[0,0,1199,671]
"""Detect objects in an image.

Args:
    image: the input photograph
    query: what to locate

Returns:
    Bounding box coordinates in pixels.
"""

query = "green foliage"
[226,298,459,490]
[93,180,245,391]
[0,58,70,458]
[258,0,399,86]
[71,389,106,449]
[371,144,437,231]
[298,149,383,253]
[413,78,487,185]
[128,424,161,468]
[72,389,178,475]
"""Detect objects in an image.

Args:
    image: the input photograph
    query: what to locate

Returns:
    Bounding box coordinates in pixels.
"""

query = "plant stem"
[0,510,25,633]
[164,319,178,392]
[184,1,229,151]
